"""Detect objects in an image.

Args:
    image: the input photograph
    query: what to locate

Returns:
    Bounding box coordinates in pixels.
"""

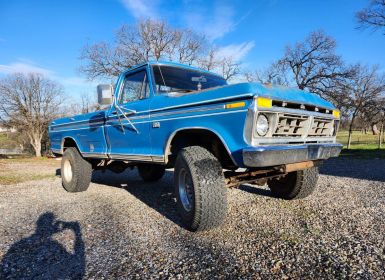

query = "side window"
[119,70,149,104]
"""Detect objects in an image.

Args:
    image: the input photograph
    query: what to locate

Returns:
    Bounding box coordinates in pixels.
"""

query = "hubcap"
[63,159,73,182]
[178,168,194,212]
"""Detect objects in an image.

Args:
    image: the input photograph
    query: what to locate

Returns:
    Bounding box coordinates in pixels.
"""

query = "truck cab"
[49,61,342,231]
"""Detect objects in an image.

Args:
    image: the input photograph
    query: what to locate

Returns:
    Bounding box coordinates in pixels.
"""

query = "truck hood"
[168,82,336,110]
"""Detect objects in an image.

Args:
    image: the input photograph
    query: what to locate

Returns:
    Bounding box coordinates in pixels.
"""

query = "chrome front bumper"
[243,143,343,167]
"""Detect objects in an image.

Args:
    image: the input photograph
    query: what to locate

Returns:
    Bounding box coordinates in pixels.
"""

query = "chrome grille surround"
[245,103,338,146]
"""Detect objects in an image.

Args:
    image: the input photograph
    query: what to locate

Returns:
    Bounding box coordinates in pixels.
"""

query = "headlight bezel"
[255,113,270,137]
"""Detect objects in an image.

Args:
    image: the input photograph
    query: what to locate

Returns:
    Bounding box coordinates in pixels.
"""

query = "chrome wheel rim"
[178,168,194,212]
[63,159,73,182]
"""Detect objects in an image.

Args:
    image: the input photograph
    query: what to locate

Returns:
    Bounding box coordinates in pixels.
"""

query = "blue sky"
[0,0,384,99]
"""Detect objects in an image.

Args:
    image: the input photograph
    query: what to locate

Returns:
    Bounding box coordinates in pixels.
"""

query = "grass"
[0,157,60,185]
[335,130,385,158]
[0,174,56,185]
[337,130,384,147]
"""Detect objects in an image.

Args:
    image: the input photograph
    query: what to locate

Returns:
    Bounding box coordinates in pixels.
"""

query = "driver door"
[105,68,152,160]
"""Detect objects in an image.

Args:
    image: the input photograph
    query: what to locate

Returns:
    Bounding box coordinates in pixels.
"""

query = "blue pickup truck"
[49,61,342,231]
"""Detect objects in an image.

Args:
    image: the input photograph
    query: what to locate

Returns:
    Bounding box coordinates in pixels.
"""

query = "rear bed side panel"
[49,111,108,156]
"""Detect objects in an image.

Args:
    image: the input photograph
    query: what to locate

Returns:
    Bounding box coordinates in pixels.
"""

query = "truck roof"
[121,61,223,78]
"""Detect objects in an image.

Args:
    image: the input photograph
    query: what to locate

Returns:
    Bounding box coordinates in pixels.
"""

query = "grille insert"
[308,117,333,137]
[273,114,309,137]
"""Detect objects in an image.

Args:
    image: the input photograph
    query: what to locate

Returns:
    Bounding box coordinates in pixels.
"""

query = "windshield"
[152,65,227,94]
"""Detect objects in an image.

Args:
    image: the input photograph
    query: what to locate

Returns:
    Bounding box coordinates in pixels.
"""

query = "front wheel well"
[166,129,236,169]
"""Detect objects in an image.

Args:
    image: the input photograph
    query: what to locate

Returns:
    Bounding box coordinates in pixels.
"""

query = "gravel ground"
[0,158,384,279]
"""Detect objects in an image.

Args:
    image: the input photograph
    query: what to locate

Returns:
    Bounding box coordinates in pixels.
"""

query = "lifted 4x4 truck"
[49,61,342,231]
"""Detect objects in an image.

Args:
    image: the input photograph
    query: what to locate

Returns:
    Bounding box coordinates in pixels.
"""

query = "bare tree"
[80,19,244,82]
[80,42,123,79]
[244,62,288,85]
[198,48,241,81]
[359,97,385,135]
[0,73,64,157]
[173,29,207,65]
[217,57,240,81]
[198,48,218,71]
[80,19,207,80]
[338,65,385,149]
[278,30,353,97]
[80,92,97,114]
[356,0,385,34]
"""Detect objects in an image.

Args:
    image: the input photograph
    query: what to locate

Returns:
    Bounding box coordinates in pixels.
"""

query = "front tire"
[174,146,227,231]
[61,147,92,192]
[268,167,319,199]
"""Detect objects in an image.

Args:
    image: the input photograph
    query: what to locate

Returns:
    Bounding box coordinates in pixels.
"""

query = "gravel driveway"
[0,158,384,279]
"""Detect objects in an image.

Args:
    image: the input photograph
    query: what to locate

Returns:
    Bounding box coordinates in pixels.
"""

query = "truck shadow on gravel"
[320,158,385,182]
[92,169,186,228]
[0,212,85,280]
[90,169,275,229]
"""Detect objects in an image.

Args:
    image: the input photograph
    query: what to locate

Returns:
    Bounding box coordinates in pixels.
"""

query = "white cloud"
[183,3,236,41]
[216,41,255,62]
[60,76,97,87]
[0,60,97,98]
[0,62,54,76]
[119,1,249,41]
[120,0,158,19]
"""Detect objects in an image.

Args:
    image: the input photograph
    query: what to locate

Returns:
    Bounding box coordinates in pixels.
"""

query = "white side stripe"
[52,109,247,132]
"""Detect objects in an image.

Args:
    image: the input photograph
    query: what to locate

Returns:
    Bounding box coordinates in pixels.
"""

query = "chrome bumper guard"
[243,143,343,167]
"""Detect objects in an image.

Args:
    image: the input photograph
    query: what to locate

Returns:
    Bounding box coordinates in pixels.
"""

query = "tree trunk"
[379,123,384,149]
[372,124,380,135]
[347,116,356,150]
[34,140,42,157]
[29,133,42,157]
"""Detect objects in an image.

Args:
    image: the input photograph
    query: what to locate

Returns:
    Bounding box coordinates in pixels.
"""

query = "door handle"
[110,109,136,117]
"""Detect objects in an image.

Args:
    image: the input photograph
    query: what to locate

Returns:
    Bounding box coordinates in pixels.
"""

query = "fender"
[163,126,236,165]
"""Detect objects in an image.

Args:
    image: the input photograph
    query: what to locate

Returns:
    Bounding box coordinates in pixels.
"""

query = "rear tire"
[61,147,92,192]
[268,167,319,199]
[137,164,165,182]
[174,146,227,231]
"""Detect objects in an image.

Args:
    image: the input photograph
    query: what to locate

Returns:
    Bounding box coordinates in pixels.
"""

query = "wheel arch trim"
[61,136,82,154]
[164,126,236,165]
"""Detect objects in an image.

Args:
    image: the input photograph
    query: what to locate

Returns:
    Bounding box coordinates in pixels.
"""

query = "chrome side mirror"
[97,84,113,105]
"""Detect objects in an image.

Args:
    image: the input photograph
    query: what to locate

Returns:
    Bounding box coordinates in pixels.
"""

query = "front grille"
[273,114,309,137]
[257,112,335,139]
[308,117,333,137]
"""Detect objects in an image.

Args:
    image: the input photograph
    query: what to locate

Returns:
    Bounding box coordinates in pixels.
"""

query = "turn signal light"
[257,97,272,108]
[333,110,340,118]
[225,101,246,109]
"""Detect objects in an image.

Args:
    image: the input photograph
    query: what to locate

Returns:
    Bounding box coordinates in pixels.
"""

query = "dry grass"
[0,157,60,185]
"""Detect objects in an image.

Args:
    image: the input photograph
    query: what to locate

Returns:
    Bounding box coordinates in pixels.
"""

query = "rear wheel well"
[63,138,78,151]
[167,129,236,169]
[62,137,101,166]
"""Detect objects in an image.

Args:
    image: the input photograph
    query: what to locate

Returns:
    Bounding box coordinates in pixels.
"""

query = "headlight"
[256,114,269,136]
